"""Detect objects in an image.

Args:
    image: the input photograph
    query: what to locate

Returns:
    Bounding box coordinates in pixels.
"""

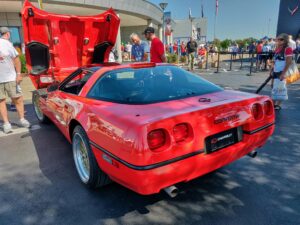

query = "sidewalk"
[20,76,35,103]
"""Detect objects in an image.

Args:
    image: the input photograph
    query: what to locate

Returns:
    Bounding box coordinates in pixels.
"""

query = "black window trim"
[59,68,83,92]
[58,67,97,95]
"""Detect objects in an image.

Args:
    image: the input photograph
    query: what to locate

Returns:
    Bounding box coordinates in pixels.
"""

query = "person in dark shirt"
[186,37,198,71]
[144,27,166,63]
[248,41,256,57]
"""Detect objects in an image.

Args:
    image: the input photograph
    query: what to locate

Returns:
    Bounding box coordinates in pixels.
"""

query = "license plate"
[205,127,242,154]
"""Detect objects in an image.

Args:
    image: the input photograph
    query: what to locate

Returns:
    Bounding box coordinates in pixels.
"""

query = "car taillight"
[173,123,189,142]
[252,103,263,120]
[130,62,156,69]
[264,100,273,116]
[147,129,166,150]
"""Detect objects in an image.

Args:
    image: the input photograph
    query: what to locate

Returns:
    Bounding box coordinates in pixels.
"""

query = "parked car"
[22,0,275,196]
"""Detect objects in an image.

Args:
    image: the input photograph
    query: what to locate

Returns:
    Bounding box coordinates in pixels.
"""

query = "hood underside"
[21,0,120,88]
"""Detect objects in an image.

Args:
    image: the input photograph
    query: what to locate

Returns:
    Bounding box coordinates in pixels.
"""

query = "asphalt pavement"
[0,69,300,225]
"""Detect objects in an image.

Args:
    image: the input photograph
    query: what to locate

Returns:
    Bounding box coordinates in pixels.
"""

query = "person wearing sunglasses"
[270,33,293,110]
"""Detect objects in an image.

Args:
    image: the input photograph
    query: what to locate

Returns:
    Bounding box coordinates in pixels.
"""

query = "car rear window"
[87,65,223,104]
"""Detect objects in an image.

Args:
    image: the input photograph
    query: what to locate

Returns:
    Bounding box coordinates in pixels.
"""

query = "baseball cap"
[0,27,10,35]
[143,27,155,35]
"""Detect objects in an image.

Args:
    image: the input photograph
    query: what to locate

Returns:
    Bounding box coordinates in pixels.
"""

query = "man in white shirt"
[125,42,132,60]
[0,27,30,133]
[268,38,276,51]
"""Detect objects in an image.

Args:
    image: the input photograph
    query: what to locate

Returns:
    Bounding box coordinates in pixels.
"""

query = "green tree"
[235,39,243,48]
[212,38,221,50]
[19,54,28,73]
[220,39,232,51]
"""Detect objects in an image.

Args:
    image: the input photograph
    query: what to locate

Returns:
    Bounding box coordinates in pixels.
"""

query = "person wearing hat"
[143,27,166,63]
[0,27,30,133]
[270,33,293,110]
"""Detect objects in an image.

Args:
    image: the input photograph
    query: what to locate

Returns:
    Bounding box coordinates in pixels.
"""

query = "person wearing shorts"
[270,33,293,110]
[0,27,30,134]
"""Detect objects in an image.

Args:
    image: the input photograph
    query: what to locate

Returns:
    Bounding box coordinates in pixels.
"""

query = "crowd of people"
[110,27,166,64]
[117,32,211,71]
[116,32,300,73]
[249,35,300,71]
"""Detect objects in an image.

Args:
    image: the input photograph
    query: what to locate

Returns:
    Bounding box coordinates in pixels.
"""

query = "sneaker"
[18,118,31,128]
[3,123,13,134]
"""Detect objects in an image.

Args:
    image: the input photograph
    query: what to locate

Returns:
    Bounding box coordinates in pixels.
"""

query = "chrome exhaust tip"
[247,150,257,158]
[164,185,179,198]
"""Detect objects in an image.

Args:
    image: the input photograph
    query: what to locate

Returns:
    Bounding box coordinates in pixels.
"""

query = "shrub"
[220,39,232,51]
[19,54,28,74]
[167,53,178,63]
[180,56,187,63]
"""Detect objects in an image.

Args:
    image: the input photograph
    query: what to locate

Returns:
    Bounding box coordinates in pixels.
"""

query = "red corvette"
[22,1,275,196]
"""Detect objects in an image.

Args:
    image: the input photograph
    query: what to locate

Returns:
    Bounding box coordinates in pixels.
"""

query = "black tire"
[72,125,111,188]
[32,91,50,123]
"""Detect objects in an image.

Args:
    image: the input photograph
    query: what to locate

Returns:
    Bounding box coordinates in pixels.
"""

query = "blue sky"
[149,0,280,41]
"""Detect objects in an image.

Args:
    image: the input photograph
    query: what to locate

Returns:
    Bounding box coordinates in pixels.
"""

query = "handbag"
[285,60,300,84]
[271,79,288,101]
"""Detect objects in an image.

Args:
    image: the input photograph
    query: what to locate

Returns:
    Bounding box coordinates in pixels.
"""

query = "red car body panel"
[22,2,275,195]
[21,0,120,89]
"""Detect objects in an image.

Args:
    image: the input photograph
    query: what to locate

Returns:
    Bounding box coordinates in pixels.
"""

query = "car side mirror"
[47,82,60,92]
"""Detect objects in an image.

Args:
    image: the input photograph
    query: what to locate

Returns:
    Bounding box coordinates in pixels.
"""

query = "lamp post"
[159,2,168,45]
[190,17,195,38]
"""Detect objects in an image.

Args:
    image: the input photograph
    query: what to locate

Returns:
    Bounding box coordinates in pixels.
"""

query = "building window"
[8,27,21,46]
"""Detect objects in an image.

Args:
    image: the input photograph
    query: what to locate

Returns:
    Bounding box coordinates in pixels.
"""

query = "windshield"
[87,65,223,104]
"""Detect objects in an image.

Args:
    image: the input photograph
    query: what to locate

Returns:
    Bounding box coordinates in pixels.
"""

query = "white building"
[172,18,207,44]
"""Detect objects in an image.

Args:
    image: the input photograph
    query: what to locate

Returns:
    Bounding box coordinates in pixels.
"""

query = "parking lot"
[0,70,300,225]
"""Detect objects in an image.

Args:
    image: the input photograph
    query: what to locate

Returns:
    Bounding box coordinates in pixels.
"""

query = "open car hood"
[21,0,120,89]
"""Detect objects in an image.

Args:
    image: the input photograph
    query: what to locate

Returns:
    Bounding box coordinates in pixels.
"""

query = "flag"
[189,8,192,19]
[164,12,172,36]
[216,0,219,16]
[201,4,204,18]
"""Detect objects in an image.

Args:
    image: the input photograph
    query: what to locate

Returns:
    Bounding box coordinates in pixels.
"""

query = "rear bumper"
[91,123,274,195]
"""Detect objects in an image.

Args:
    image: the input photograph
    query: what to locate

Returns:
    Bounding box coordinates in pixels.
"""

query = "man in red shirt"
[144,27,166,63]
[256,41,263,69]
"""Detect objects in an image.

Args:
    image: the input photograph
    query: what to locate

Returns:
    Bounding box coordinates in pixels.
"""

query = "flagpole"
[214,0,218,40]
[213,15,216,40]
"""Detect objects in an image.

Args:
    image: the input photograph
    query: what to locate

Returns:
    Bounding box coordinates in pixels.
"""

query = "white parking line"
[31,124,41,131]
[0,124,41,138]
